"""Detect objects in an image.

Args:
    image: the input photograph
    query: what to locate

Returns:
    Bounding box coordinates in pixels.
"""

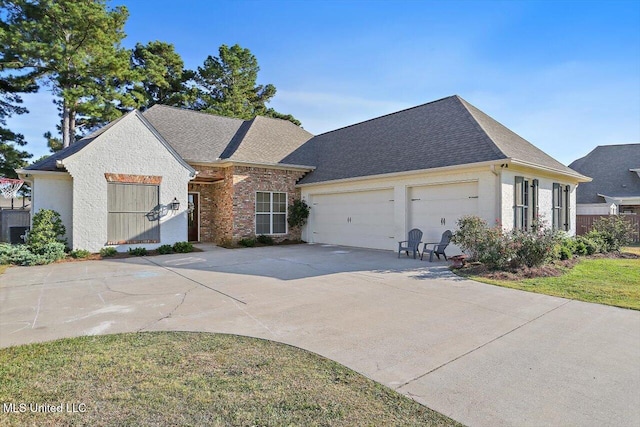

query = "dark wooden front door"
[188,193,199,242]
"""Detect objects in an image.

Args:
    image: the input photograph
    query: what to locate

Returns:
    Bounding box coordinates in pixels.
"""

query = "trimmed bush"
[238,238,256,247]
[27,209,67,253]
[99,247,118,257]
[574,240,588,256]
[70,249,91,259]
[158,244,174,255]
[511,225,561,268]
[128,247,148,256]
[257,234,274,245]
[173,241,194,253]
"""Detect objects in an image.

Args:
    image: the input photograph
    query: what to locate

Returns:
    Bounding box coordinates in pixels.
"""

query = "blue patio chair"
[398,228,423,259]
[421,230,453,261]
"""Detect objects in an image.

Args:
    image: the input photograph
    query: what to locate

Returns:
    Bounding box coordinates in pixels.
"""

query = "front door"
[188,192,199,242]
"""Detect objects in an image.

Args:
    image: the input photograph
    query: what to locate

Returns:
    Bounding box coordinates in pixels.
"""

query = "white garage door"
[309,189,395,250]
[408,181,478,250]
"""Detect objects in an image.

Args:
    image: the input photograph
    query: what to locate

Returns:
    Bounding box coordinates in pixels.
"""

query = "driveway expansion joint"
[396,299,573,391]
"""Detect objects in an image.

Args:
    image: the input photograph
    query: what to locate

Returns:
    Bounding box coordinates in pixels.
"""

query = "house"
[568,144,640,215]
[17,95,590,253]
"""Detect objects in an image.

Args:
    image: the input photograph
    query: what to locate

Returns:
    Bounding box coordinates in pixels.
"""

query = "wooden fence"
[576,214,640,243]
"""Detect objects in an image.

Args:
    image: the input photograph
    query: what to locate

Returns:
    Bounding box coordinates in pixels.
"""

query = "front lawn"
[0,332,461,426]
[457,255,640,310]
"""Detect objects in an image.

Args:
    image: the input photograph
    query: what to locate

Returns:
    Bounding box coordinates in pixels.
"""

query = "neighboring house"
[568,144,640,215]
[18,95,589,253]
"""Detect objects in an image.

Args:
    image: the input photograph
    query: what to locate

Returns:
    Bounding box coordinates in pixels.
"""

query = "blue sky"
[7,0,640,165]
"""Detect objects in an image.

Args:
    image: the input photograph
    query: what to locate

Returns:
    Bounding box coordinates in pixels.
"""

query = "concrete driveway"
[1,244,639,426]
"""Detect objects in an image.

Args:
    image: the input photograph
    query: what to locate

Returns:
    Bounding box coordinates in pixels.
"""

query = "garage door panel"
[409,182,479,254]
[310,189,395,250]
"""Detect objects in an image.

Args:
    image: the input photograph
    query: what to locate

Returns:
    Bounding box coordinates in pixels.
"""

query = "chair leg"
[429,251,434,262]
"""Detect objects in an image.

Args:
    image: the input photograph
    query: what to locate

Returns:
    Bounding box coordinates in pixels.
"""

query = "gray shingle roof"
[569,144,640,204]
[143,105,244,163]
[285,95,584,185]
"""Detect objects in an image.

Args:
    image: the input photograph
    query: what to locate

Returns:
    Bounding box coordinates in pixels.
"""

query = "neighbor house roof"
[143,105,313,164]
[284,95,587,185]
[569,144,640,204]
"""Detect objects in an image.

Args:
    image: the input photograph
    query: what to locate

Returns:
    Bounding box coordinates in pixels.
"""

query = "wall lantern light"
[170,197,180,211]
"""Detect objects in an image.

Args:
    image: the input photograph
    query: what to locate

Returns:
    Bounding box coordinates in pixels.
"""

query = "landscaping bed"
[0,332,460,426]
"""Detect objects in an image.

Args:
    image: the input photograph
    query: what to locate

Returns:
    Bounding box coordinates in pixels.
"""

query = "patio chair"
[421,230,453,262]
[398,228,423,259]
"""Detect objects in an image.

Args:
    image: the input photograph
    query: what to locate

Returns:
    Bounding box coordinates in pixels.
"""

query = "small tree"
[27,209,66,253]
[287,199,310,228]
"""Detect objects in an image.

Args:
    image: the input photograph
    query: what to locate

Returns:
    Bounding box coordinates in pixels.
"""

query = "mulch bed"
[454,251,638,281]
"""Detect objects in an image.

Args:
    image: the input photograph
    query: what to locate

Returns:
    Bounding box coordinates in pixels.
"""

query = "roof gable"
[25,110,195,175]
[569,144,640,204]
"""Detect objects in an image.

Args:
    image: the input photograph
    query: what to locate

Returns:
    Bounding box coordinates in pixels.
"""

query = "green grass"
[459,257,640,310]
[0,332,461,427]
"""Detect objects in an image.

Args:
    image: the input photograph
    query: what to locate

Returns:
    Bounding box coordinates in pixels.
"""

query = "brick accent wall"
[231,166,307,243]
[188,164,307,245]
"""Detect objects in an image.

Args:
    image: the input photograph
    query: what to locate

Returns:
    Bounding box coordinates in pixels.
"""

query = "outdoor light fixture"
[170,197,180,211]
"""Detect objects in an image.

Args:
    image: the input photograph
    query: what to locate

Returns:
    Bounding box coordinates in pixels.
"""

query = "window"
[514,177,539,230]
[552,183,571,231]
[256,192,287,235]
[107,183,160,244]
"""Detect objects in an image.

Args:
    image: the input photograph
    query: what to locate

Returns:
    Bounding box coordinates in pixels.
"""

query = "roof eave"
[212,159,316,171]
[296,159,506,187]
[509,159,592,182]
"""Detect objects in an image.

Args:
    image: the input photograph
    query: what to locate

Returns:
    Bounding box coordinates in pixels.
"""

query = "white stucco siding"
[63,113,193,252]
[300,166,499,250]
[30,173,73,246]
[501,168,578,235]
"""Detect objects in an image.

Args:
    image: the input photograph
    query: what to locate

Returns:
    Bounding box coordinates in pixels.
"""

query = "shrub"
[27,209,67,253]
[511,225,561,268]
[576,236,598,255]
[70,249,91,259]
[451,216,488,261]
[173,241,194,253]
[0,242,65,266]
[0,243,41,266]
[99,247,118,257]
[558,246,573,260]
[158,244,174,254]
[586,216,636,252]
[128,247,148,256]
[574,240,588,256]
[38,242,67,262]
[238,238,256,247]
[288,199,310,228]
[257,234,274,245]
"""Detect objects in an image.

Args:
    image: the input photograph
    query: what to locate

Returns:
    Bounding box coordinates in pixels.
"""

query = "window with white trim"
[552,183,571,231]
[514,177,539,230]
[256,192,287,235]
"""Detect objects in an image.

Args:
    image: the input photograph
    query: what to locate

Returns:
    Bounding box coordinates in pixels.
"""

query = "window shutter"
[532,179,539,225]
[564,185,571,232]
[552,183,560,230]
[514,176,524,230]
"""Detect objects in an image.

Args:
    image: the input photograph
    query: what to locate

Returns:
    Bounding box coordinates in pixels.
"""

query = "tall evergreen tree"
[0,71,35,178]
[0,0,131,148]
[195,44,300,126]
[129,41,197,111]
